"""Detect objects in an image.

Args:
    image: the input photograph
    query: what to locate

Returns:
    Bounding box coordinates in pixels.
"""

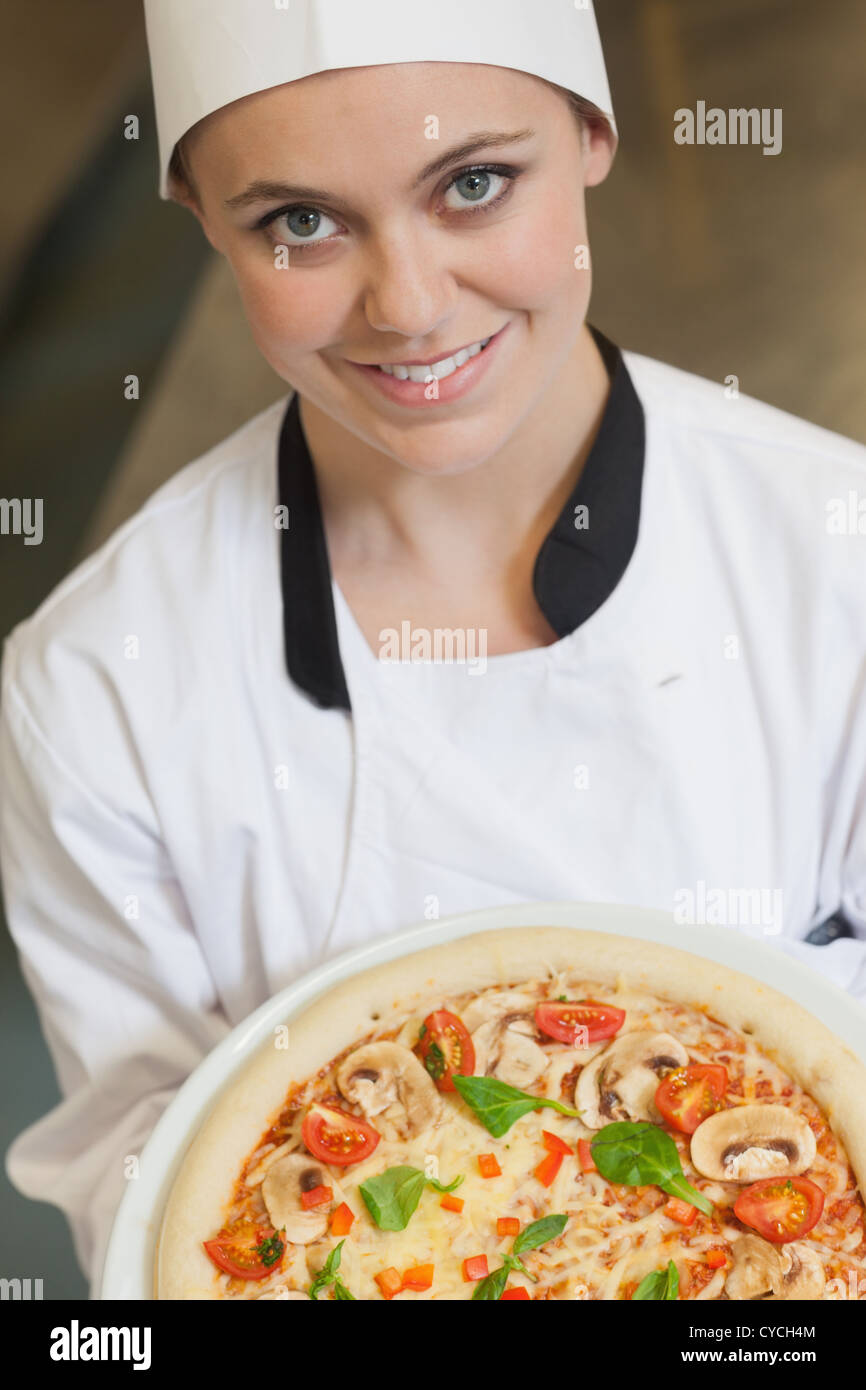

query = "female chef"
[1,0,865,1295]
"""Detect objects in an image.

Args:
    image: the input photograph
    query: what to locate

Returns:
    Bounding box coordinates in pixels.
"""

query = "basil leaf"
[590,1122,713,1217]
[472,1216,568,1298]
[308,1239,345,1299]
[452,1075,580,1138]
[502,1252,536,1283]
[332,1279,357,1301]
[426,1173,464,1194]
[632,1260,679,1301]
[255,1229,285,1268]
[512,1214,568,1255]
[423,1039,447,1082]
[471,1264,510,1301]
[360,1166,426,1230]
[359,1165,464,1230]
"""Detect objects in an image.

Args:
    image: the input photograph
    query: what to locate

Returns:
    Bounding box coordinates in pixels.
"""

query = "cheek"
[229,248,346,358]
[472,197,590,312]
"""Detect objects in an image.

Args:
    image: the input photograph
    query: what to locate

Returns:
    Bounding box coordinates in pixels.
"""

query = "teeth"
[379,336,492,381]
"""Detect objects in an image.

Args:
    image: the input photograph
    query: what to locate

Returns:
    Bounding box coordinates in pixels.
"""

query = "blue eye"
[256,162,520,253]
[442,166,512,210]
[263,205,341,247]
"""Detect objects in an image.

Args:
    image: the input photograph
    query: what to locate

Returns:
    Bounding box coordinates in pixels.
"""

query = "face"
[178,62,616,476]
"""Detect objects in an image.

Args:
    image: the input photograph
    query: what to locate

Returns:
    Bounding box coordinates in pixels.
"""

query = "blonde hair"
[167,82,612,205]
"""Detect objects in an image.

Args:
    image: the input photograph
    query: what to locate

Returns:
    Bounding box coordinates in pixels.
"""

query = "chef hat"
[143,0,616,200]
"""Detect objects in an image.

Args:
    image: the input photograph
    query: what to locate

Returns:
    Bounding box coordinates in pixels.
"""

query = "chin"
[369,377,533,458]
[375,422,518,477]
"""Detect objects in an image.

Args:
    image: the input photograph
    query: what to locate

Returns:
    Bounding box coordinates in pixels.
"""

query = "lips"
[345,322,510,409]
[379,336,494,383]
[349,328,501,372]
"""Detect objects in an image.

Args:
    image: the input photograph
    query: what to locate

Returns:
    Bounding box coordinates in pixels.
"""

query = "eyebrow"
[223,128,536,211]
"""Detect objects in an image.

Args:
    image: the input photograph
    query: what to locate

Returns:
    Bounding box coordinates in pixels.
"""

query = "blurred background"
[0,0,864,1298]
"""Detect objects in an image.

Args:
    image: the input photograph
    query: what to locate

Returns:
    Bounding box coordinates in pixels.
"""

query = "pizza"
[155,927,866,1300]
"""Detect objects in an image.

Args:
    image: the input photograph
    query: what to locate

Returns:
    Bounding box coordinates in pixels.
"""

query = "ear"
[581,120,618,189]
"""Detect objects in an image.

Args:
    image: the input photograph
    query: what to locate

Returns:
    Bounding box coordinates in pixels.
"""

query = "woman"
[1,0,864,1296]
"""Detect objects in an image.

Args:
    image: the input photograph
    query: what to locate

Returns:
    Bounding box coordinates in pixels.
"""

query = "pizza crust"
[155,926,866,1298]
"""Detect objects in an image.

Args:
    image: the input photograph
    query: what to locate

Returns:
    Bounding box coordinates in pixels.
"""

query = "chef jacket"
[2,326,866,1296]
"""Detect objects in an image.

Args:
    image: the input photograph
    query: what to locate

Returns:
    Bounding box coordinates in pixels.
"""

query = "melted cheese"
[209,976,866,1300]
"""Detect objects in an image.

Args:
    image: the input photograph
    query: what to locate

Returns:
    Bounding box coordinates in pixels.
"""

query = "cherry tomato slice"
[302,1102,380,1166]
[203,1225,283,1280]
[734,1176,825,1244]
[535,999,626,1045]
[417,1009,475,1091]
[654,1064,728,1133]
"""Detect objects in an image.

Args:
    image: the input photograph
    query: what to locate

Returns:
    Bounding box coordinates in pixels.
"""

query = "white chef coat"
[2,326,866,1297]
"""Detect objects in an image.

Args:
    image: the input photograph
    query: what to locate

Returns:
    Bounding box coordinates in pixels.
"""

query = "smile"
[344,323,510,409]
[377,335,493,382]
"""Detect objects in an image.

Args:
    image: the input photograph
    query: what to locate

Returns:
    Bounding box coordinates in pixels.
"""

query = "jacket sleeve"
[0,639,231,1297]
[774,930,866,1001]
[776,651,866,1001]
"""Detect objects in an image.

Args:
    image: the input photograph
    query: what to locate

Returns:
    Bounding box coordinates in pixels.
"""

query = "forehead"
[185,61,562,171]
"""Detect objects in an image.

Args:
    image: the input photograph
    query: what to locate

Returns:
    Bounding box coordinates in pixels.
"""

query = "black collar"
[277,324,645,711]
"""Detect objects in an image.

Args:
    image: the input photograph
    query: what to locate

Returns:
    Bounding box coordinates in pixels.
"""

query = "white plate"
[100,899,866,1299]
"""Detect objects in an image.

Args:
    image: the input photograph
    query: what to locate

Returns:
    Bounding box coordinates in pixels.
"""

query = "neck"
[300,320,611,584]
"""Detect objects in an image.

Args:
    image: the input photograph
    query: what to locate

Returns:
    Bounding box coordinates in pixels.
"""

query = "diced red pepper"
[534,1150,564,1188]
[462,1254,489,1282]
[705,1247,728,1268]
[402,1263,434,1291]
[300,1184,332,1209]
[330,1201,354,1235]
[664,1197,698,1226]
[542,1129,573,1155]
[440,1193,464,1213]
[578,1139,597,1173]
[478,1153,502,1178]
[375,1267,403,1299]
[497,1217,521,1237]
[501,1286,531,1300]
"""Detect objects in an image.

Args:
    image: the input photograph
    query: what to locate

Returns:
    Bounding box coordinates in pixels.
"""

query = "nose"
[362,229,459,342]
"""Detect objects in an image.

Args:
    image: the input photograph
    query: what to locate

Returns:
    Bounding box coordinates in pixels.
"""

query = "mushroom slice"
[461,990,539,1032]
[336,1041,441,1138]
[574,1031,689,1128]
[690,1104,817,1182]
[472,1017,550,1089]
[724,1235,825,1300]
[542,1043,609,1101]
[770,1242,826,1300]
[724,1233,782,1299]
[261,1153,330,1245]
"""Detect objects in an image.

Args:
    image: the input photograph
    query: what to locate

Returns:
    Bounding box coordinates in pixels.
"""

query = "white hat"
[144,0,616,200]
